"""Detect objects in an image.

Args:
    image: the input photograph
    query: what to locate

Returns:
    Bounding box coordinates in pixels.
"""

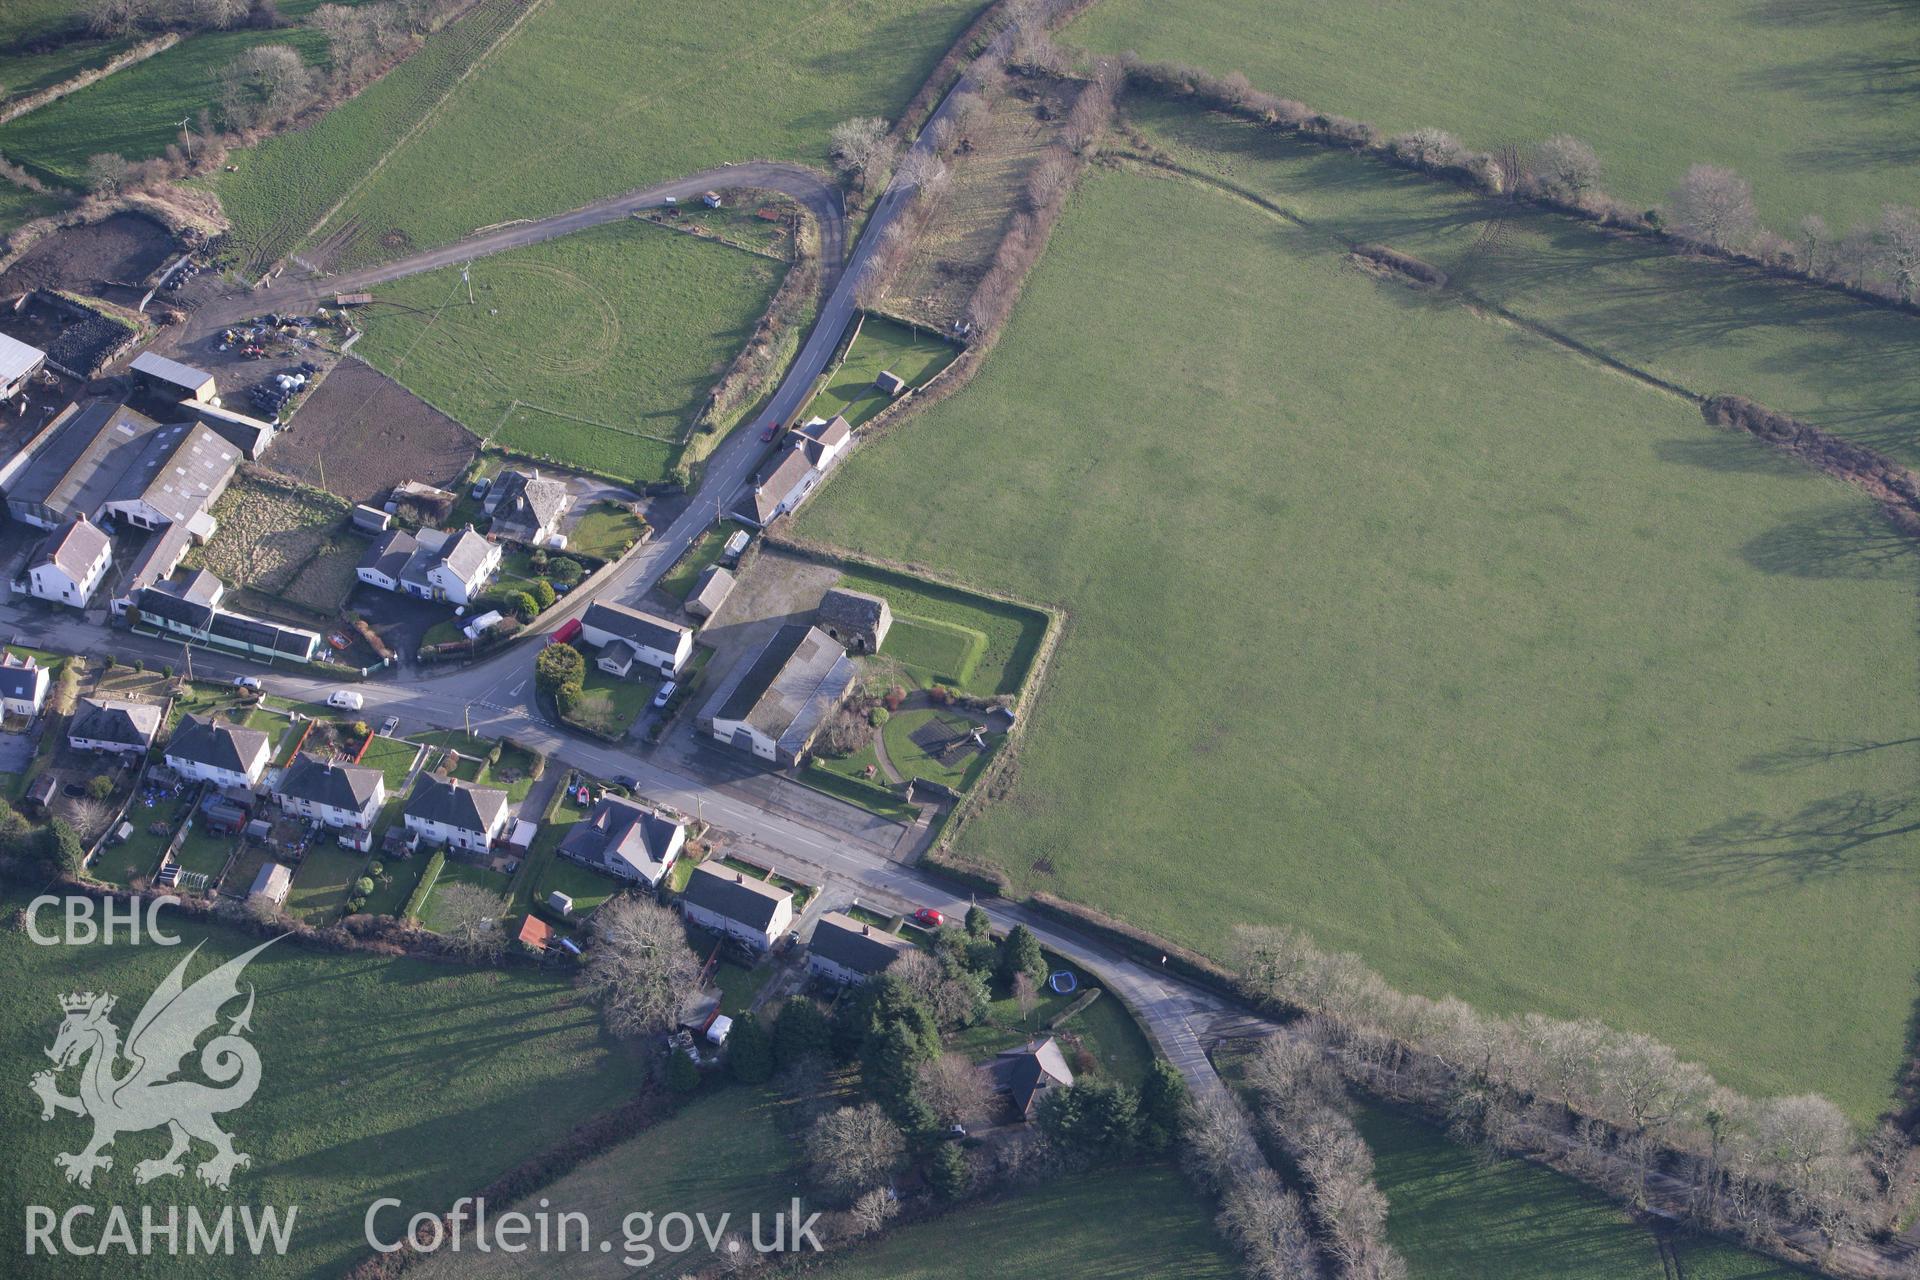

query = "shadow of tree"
[1739,503,1920,578]
[1638,790,1920,888]
[1741,734,1920,774]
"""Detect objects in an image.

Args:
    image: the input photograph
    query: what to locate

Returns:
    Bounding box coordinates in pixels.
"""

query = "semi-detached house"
[165,717,272,789]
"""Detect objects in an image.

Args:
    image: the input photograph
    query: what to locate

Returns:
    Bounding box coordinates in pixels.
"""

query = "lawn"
[533,856,626,917]
[356,733,423,790]
[564,664,657,739]
[0,182,69,241]
[1070,0,1920,233]
[807,1164,1238,1280]
[804,314,958,429]
[419,857,515,929]
[351,222,781,483]
[92,791,189,886]
[945,952,1153,1086]
[709,958,767,1017]
[565,501,647,563]
[796,164,1920,1119]
[358,843,429,918]
[882,706,994,792]
[657,523,740,600]
[301,0,989,269]
[835,565,1045,699]
[284,844,369,922]
[1357,1105,1809,1279]
[0,26,330,187]
[170,822,236,883]
[410,1088,801,1280]
[0,887,647,1280]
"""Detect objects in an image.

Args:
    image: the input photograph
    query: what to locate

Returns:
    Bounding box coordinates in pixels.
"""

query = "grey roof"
[0,331,45,384]
[810,911,911,976]
[681,864,791,931]
[558,794,682,880]
[6,400,162,518]
[106,421,236,525]
[491,472,569,533]
[277,755,382,811]
[709,624,854,752]
[70,697,161,747]
[178,403,274,459]
[130,350,216,394]
[122,522,195,595]
[436,527,493,583]
[795,414,850,466]
[208,609,316,657]
[249,862,291,901]
[747,449,816,523]
[360,528,417,580]
[136,584,214,632]
[33,517,110,580]
[583,601,689,655]
[174,568,223,606]
[991,1037,1075,1116]
[0,658,47,703]
[597,641,634,675]
[875,370,907,394]
[818,587,890,634]
[404,773,509,835]
[687,564,735,617]
[166,716,269,774]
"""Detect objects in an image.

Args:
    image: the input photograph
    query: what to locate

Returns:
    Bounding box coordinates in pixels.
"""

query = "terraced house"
[67,697,160,756]
[679,864,794,952]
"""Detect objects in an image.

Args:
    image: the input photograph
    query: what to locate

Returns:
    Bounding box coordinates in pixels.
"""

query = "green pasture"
[805,313,958,428]
[797,165,1920,1119]
[834,565,1044,700]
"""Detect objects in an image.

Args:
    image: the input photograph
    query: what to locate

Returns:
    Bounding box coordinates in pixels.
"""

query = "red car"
[760,419,784,443]
[910,908,944,928]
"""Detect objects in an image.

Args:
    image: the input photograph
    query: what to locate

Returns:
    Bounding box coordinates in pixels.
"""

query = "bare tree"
[434,883,507,961]
[181,0,249,27]
[895,148,947,195]
[845,1187,898,1237]
[583,895,700,1037]
[1873,204,1920,302]
[1533,134,1600,202]
[1667,164,1757,249]
[806,1103,904,1200]
[215,44,315,129]
[85,153,132,197]
[1796,213,1829,274]
[1217,1167,1318,1280]
[1392,127,1465,170]
[82,0,151,37]
[829,117,893,183]
[893,950,984,1028]
[917,1052,993,1126]
[1012,971,1039,1026]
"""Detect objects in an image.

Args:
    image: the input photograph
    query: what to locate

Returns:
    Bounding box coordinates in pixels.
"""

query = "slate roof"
[990,1037,1075,1116]
[794,414,850,466]
[817,587,890,636]
[681,863,792,932]
[810,911,912,977]
[558,794,683,882]
[687,564,735,617]
[207,610,317,657]
[583,601,688,655]
[746,449,816,523]
[166,716,270,774]
[130,350,216,395]
[70,697,161,747]
[136,584,214,632]
[708,623,854,753]
[491,471,569,534]
[0,331,45,385]
[436,528,494,584]
[277,755,382,811]
[360,529,418,580]
[0,656,47,704]
[404,773,509,835]
[33,517,110,581]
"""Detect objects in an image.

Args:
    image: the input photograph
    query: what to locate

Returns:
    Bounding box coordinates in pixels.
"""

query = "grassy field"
[805,314,958,428]
[0,181,70,240]
[411,1087,801,1279]
[833,565,1045,700]
[301,0,987,268]
[0,27,329,187]
[0,889,646,1279]
[1071,0,1919,233]
[1359,1105,1808,1278]
[356,733,423,789]
[808,1164,1238,1279]
[351,222,781,483]
[797,164,1920,1119]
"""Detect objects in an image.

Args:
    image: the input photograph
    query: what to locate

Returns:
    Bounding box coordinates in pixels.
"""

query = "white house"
[420,528,499,606]
[807,910,913,986]
[556,794,685,889]
[358,526,500,606]
[274,755,385,829]
[698,624,854,766]
[741,448,819,527]
[68,697,161,755]
[356,529,416,592]
[792,414,852,469]
[580,601,693,678]
[402,774,511,853]
[679,864,793,952]
[165,716,271,789]
[0,651,51,719]
[27,517,112,608]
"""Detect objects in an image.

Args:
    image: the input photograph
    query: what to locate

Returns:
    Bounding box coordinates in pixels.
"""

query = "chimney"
[734,872,744,884]
[861,925,871,936]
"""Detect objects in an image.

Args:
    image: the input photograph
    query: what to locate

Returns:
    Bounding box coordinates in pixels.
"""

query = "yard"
[804,314,958,429]
[835,564,1046,699]
[0,887,647,1280]
[284,844,371,923]
[355,734,424,791]
[351,222,782,484]
[881,706,995,792]
[418,858,515,930]
[563,664,657,739]
[530,855,625,917]
[945,951,1154,1087]
[564,501,647,563]
[185,471,362,615]
[1069,0,1920,233]
[797,162,1920,1119]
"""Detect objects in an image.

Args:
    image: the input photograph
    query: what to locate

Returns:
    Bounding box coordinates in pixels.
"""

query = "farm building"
[793,414,851,468]
[580,601,693,678]
[0,401,237,535]
[249,862,292,906]
[132,574,321,664]
[686,565,735,620]
[166,716,272,789]
[816,587,892,654]
[485,469,572,546]
[740,447,819,527]
[0,332,47,401]
[0,652,51,719]
[129,351,217,404]
[68,697,161,754]
[874,370,907,397]
[556,793,685,889]
[698,623,854,765]
[679,864,794,952]
[352,504,392,533]
[355,526,500,605]
[807,911,912,986]
[985,1038,1076,1122]
[178,402,277,460]
[275,756,385,829]
[403,774,511,853]
[25,516,112,608]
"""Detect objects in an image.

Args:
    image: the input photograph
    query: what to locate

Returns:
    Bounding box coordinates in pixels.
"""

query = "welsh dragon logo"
[30,938,277,1190]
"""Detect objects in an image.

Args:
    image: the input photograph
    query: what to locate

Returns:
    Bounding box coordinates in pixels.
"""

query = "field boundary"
[0,32,180,129]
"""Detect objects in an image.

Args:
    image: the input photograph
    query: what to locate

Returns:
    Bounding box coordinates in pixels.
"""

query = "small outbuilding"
[816,587,892,654]
[352,504,392,533]
[130,351,218,404]
[686,565,735,620]
[0,332,47,401]
[249,862,293,906]
[874,370,908,397]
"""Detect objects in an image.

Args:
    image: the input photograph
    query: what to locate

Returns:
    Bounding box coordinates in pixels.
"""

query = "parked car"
[651,681,677,709]
[326,690,364,710]
[910,907,944,928]
[232,676,262,691]
[380,716,399,736]
[760,419,784,443]
[613,775,638,790]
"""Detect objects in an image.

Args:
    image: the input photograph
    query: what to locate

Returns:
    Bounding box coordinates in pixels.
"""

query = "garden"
[804,314,958,430]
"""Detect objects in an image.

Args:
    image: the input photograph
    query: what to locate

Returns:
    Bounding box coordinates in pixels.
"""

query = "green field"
[881,706,995,792]
[1359,1106,1808,1278]
[805,314,959,428]
[0,181,70,240]
[1071,0,1920,233]
[0,27,330,187]
[301,0,986,268]
[797,164,1920,1118]
[411,1088,800,1279]
[808,1164,1238,1280]
[834,565,1045,700]
[0,892,646,1279]
[351,222,781,483]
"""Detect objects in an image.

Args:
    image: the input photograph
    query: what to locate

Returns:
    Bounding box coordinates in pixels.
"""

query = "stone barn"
[816,587,892,654]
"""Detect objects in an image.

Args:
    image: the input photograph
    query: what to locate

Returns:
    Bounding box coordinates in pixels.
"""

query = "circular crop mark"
[471,261,620,378]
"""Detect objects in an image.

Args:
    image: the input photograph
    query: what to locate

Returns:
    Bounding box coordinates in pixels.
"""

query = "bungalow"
[402,774,511,853]
[792,414,851,469]
[816,587,892,655]
[686,565,735,620]
[129,351,217,404]
[985,1037,1076,1122]
[556,793,685,889]
[26,516,112,608]
[133,578,320,664]
[580,601,693,678]
[165,716,272,789]
[807,911,912,986]
[739,447,818,527]
[275,755,384,829]
[68,697,161,755]
[679,863,794,952]
[0,332,47,401]
[0,651,51,719]
[248,862,292,906]
[698,624,854,766]
[358,526,499,605]
[487,469,572,546]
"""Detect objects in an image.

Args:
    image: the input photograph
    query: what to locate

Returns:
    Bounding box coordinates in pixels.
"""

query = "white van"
[326,690,364,711]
